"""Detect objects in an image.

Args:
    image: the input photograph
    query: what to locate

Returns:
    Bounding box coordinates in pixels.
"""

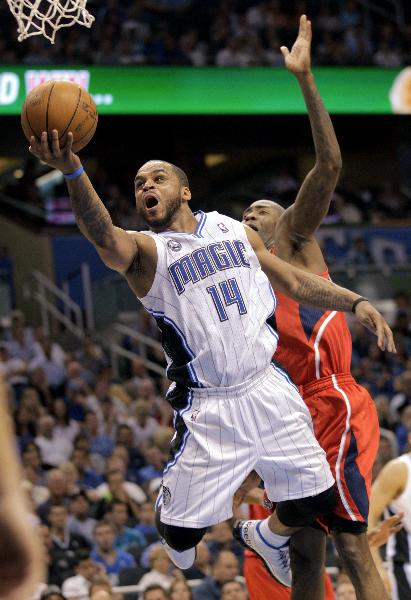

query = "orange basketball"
[21,80,98,153]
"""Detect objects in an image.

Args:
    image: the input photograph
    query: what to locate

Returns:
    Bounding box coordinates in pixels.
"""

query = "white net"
[6,0,95,44]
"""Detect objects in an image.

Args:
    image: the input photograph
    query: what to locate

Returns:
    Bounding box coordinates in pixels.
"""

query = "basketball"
[21,80,98,153]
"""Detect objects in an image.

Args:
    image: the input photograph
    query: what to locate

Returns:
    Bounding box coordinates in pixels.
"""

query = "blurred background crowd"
[0,0,410,67]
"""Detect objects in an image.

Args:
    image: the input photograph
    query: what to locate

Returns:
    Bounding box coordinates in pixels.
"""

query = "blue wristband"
[64,165,84,180]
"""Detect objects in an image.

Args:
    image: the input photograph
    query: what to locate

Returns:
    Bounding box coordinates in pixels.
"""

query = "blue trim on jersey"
[163,390,193,474]
[193,210,207,238]
[268,283,278,314]
[265,322,279,342]
[344,430,369,521]
[156,211,207,238]
[147,308,201,387]
[155,492,162,511]
[271,363,299,393]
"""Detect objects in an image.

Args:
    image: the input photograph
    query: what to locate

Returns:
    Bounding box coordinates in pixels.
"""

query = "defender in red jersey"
[241,14,389,600]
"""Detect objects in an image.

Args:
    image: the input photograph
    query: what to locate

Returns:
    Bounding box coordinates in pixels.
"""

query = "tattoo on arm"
[68,178,114,248]
[293,273,355,312]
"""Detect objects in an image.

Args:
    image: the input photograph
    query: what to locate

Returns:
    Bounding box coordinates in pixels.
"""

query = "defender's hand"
[29,130,80,174]
[281,14,312,76]
[233,470,262,509]
[368,514,404,548]
[355,302,396,353]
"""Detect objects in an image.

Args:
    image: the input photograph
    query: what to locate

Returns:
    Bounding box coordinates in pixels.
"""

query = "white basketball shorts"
[157,365,334,528]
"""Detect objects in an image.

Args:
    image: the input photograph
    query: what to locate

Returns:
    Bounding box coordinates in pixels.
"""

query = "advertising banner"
[0,66,409,115]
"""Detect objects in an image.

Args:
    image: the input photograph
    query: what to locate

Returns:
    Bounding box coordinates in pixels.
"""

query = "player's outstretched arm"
[277,15,341,247]
[29,130,141,274]
[0,380,44,599]
[246,226,395,352]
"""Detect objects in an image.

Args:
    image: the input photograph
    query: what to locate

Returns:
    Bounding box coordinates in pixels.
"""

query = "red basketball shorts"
[301,373,379,532]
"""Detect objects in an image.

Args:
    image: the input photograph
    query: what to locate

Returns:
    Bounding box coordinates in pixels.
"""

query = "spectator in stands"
[138,445,166,484]
[71,446,104,489]
[0,342,29,396]
[67,490,97,544]
[94,465,146,518]
[138,546,173,594]
[48,502,90,585]
[115,423,145,470]
[207,520,243,562]
[5,309,36,361]
[40,587,67,600]
[130,399,160,447]
[336,572,356,599]
[221,579,248,600]
[395,404,411,453]
[90,521,136,584]
[143,585,168,600]
[35,415,73,468]
[192,550,239,600]
[61,549,100,600]
[52,398,80,443]
[107,499,147,550]
[29,336,66,395]
[82,410,114,458]
[134,501,159,544]
[89,577,113,598]
[169,579,193,600]
[38,469,70,523]
[184,541,210,581]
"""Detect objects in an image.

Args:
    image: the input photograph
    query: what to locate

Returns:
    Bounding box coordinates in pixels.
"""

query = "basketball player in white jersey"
[369,432,411,600]
[28,128,395,587]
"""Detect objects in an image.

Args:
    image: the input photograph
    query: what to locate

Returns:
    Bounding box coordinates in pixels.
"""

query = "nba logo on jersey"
[218,222,229,232]
[167,239,182,252]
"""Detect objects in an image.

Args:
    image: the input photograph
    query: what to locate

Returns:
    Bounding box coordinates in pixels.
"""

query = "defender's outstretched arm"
[246,226,395,352]
[278,15,341,248]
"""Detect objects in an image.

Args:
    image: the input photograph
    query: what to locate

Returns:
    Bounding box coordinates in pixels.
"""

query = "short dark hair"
[48,501,67,514]
[143,585,168,599]
[74,548,91,566]
[170,163,189,187]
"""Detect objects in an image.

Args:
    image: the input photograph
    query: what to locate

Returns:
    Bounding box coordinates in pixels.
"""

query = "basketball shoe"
[233,519,291,587]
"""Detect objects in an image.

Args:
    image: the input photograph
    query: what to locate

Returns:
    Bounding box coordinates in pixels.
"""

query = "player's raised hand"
[29,130,81,174]
[281,14,312,76]
[355,302,396,353]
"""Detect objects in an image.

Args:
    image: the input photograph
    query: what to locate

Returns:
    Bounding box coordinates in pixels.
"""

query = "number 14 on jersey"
[207,278,247,322]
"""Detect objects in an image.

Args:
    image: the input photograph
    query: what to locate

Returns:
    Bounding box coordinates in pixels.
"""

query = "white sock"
[258,517,290,548]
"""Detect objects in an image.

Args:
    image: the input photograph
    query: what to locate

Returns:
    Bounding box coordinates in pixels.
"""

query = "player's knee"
[277,485,337,527]
[334,531,374,578]
[156,509,206,552]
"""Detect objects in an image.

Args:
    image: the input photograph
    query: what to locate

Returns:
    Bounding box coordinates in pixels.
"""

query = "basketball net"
[6,0,95,44]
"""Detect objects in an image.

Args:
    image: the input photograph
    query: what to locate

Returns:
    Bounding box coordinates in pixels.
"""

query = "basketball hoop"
[6,0,95,44]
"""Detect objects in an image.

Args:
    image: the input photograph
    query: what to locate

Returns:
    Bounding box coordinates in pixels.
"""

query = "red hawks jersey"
[273,261,352,385]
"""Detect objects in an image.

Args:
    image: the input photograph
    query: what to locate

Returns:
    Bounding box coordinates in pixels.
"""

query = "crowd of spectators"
[1,0,410,67]
[1,285,411,598]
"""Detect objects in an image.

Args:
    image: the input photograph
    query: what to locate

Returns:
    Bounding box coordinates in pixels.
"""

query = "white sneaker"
[233,520,291,587]
[160,538,196,570]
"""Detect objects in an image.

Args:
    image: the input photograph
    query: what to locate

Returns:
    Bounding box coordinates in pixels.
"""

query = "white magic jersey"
[139,211,278,388]
[387,453,411,564]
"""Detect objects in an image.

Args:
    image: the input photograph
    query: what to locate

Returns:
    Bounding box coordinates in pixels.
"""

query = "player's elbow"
[317,155,342,176]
